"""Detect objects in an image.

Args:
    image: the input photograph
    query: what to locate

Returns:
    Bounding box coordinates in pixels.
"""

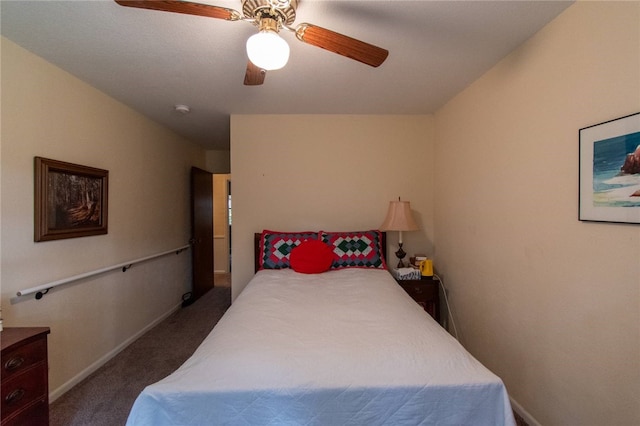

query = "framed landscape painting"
[35,157,109,241]
[579,112,640,224]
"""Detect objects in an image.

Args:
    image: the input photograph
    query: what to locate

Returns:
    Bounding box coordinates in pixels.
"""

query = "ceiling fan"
[114,0,389,86]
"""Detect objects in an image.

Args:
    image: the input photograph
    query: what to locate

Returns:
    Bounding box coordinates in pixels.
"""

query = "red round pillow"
[290,240,334,274]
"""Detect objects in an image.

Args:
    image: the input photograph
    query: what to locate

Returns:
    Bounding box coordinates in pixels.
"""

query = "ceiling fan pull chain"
[280,22,296,33]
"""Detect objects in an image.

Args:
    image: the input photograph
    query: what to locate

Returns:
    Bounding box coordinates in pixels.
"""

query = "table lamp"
[380,198,419,268]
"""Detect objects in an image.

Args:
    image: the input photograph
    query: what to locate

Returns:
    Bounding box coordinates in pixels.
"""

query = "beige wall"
[206,150,230,173]
[230,115,434,299]
[0,38,205,399]
[434,2,639,425]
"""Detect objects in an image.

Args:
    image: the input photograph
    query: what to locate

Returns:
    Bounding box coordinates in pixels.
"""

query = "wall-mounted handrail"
[16,245,190,300]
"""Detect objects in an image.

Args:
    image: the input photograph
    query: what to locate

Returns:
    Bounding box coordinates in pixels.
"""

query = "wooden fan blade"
[244,61,266,86]
[114,1,241,21]
[295,23,388,67]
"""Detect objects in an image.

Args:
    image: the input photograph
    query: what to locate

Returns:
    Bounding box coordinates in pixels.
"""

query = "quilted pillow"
[259,230,318,270]
[320,230,387,269]
[290,240,334,274]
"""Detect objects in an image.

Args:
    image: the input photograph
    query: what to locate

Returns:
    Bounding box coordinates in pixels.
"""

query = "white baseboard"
[49,301,182,403]
[510,396,542,426]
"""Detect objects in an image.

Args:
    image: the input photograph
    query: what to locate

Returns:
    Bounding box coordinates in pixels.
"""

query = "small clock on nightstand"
[395,277,440,323]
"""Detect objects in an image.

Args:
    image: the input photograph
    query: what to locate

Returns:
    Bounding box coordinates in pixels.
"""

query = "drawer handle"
[4,356,25,371]
[5,388,25,405]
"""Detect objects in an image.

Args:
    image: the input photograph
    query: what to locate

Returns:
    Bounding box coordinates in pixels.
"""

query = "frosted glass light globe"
[246,31,290,71]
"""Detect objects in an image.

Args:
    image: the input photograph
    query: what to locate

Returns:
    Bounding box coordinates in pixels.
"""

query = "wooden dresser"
[1,327,50,426]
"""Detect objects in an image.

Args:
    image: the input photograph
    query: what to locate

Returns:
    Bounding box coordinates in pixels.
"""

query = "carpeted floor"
[49,277,231,426]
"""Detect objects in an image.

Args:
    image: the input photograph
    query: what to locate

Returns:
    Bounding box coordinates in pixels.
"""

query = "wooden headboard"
[254,232,387,272]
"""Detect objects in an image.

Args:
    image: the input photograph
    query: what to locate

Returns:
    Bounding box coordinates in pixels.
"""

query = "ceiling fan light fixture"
[246,30,290,71]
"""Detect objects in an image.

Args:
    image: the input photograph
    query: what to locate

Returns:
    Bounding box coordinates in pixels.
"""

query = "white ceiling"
[1,0,572,150]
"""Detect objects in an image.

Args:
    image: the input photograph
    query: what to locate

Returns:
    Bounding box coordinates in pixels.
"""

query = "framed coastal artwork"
[34,157,109,241]
[579,112,640,224]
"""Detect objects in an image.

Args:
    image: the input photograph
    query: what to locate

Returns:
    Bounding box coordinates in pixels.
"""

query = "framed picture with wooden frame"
[34,157,109,241]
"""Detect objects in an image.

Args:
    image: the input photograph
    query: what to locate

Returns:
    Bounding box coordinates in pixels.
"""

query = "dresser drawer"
[1,338,47,382]
[1,400,48,426]
[1,327,50,426]
[1,363,48,422]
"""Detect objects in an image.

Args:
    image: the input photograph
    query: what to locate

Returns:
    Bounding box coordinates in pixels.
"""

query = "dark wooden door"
[191,167,214,301]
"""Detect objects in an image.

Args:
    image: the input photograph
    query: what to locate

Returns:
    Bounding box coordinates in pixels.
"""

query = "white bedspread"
[127,269,516,425]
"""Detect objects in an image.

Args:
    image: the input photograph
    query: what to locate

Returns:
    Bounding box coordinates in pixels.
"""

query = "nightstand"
[396,277,440,323]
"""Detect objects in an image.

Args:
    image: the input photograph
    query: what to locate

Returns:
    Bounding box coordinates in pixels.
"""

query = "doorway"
[191,167,215,301]
[213,174,231,287]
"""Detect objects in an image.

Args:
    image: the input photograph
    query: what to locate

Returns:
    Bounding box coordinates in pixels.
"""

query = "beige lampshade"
[379,200,419,232]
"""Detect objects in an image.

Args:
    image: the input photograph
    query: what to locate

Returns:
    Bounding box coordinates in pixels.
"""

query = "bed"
[126,230,515,425]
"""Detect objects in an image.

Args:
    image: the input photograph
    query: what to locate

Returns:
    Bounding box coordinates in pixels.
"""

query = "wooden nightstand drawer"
[399,281,438,302]
[395,277,440,323]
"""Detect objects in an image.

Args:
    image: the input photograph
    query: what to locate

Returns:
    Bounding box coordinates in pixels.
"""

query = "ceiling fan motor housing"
[242,0,297,25]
